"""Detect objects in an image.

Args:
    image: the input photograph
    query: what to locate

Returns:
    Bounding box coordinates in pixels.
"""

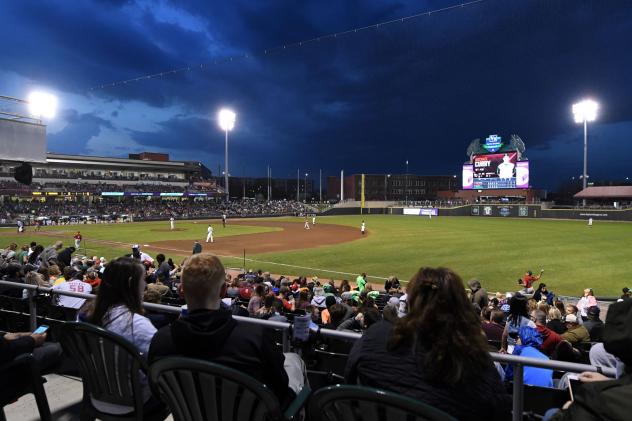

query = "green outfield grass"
[2,215,631,296]
[0,220,278,260]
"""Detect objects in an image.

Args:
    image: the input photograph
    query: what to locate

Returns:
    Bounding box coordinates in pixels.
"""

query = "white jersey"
[53,280,92,309]
[361,223,366,232]
[208,226,213,234]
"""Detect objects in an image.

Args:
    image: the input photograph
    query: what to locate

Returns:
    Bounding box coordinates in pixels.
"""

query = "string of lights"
[88,0,490,92]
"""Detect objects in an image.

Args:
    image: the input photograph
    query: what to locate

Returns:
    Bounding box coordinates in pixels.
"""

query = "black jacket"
[345,321,510,421]
[148,308,291,403]
[57,248,73,267]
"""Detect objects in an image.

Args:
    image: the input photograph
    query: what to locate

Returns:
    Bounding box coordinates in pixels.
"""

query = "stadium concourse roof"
[574,186,632,199]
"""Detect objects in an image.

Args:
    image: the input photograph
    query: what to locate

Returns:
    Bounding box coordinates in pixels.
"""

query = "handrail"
[0,279,617,421]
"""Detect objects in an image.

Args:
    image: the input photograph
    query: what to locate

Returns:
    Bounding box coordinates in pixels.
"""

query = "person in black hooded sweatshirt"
[149,253,303,406]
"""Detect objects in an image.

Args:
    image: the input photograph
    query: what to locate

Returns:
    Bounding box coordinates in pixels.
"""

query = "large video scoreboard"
[462,135,529,190]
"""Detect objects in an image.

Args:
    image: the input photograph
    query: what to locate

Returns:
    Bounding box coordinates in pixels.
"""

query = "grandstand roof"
[574,186,632,199]
[45,152,198,171]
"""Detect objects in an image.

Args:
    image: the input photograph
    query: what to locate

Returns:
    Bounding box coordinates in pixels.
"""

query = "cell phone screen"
[33,325,49,334]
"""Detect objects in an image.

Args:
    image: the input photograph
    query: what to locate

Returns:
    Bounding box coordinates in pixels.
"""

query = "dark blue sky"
[1,0,631,190]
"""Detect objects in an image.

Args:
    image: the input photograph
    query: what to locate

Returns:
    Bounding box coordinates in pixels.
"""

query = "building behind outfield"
[327,173,458,201]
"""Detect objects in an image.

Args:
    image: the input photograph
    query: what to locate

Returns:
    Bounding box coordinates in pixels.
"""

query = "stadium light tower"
[217,108,236,201]
[28,91,58,120]
[572,99,598,206]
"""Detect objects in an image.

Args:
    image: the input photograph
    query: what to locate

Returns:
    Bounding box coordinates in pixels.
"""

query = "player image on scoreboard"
[468,151,529,190]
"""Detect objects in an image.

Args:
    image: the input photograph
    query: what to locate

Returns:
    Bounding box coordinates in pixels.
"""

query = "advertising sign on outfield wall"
[403,208,439,216]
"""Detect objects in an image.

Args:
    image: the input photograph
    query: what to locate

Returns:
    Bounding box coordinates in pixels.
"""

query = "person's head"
[537,283,547,292]
[531,309,547,326]
[526,270,533,276]
[490,309,504,325]
[263,294,275,310]
[480,306,492,322]
[566,304,578,315]
[537,302,550,315]
[254,284,265,297]
[389,267,491,384]
[90,257,146,326]
[467,279,481,292]
[325,295,337,309]
[527,298,538,312]
[63,266,76,281]
[508,293,529,324]
[548,308,562,321]
[29,241,36,249]
[328,304,347,327]
[564,313,579,328]
[583,288,594,297]
[143,285,163,304]
[554,299,565,314]
[48,265,61,277]
[54,241,63,250]
[178,254,226,310]
[25,271,46,287]
[156,254,165,264]
[587,306,600,321]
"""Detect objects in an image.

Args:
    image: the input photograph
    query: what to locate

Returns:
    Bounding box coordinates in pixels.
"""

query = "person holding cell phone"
[0,325,63,394]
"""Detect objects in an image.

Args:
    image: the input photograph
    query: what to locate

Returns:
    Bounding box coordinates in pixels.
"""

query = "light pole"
[572,99,598,206]
[405,160,409,205]
[304,173,309,202]
[217,108,236,202]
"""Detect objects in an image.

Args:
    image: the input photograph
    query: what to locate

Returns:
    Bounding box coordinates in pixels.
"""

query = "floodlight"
[28,91,57,119]
[572,99,598,123]
[218,108,236,131]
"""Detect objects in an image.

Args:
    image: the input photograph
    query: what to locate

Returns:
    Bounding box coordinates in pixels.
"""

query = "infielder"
[588,217,593,227]
[361,220,366,235]
[170,217,175,230]
[312,215,316,225]
[206,224,214,243]
[222,213,227,228]
[304,218,310,230]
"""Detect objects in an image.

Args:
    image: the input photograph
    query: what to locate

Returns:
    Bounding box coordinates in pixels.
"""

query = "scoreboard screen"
[463,152,529,189]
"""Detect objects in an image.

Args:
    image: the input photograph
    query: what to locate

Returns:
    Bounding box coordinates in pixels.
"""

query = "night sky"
[1,0,631,190]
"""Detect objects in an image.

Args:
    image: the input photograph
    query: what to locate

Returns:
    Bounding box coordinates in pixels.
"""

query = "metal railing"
[0,280,615,421]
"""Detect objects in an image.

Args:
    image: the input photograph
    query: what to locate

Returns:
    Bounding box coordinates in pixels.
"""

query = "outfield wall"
[322,205,632,221]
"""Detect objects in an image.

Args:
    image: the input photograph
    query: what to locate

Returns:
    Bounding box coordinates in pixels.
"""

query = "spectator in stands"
[531,309,562,355]
[56,246,75,268]
[338,307,380,331]
[39,241,63,266]
[88,257,158,415]
[293,290,310,311]
[384,276,400,292]
[149,253,305,405]
[505,326,553,387]
[355,272,367,292]
[320,295,337,324]
[619,287,631,302]
[561,314,590,345]
[345,267,510,420]
[0,328,63,397]
[533,283,555,305]
[482,309,505,342]
[468,279,489,309]
[153,253,170,282]
[84,269,101,288]
[565,304,583,325]
[577,288,598,319]
[53,272,92,309]
[583,306,604,342]
[28,245,44,265]
[48,265,62,285]
[247,284,265,316]
[501,293,536,353]
[0,264,24,298]
[543,299,632,420]
[311,286,327,308]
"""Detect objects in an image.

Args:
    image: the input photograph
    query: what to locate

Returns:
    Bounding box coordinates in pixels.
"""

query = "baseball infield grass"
[2,215,631,296]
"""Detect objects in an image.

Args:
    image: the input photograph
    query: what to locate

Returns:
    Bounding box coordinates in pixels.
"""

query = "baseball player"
[17,220,24,233]
[222,213,227,228]
[74,231,82,249]
[312,215,316,225]
[361,220,366,235]
[588,217,593,227]
[304,218,310,230]
[170,217,175,230]
[206,225,214,243]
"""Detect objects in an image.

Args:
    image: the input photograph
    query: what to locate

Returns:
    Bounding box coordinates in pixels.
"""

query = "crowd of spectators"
[1,242,632,420]
[1,199,309,223]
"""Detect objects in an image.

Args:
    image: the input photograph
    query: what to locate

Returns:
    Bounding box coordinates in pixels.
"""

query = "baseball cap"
[501,304,511,313]
[565,314,578,323]
[623,287,630,294]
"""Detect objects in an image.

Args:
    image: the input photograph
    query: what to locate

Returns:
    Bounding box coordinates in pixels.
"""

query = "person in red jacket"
[530,309,562,355]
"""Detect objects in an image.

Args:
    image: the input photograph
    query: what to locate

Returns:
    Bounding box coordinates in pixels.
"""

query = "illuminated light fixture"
[28,91,58,119]
[218,108,236,131]
[217,108,236,201]
[572,98,599,206]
